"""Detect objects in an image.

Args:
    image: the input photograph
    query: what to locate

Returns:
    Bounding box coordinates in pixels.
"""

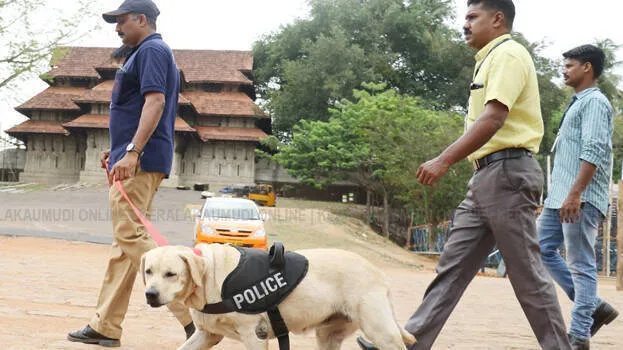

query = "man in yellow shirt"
[358,1,572,349]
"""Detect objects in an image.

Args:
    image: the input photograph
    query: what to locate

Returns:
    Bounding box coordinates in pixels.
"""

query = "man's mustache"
[464,30,472,36]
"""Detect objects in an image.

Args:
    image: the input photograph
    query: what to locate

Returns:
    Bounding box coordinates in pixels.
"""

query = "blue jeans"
[538,203,604,340]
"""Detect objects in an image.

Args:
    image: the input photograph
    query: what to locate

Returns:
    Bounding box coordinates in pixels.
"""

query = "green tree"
[595,39,623,114]
[267,29,380,137]
[278,85,471,235]
[382,0,473,109]
[0,0,100,91]
[252,0,472,138]
[350,85,471,226]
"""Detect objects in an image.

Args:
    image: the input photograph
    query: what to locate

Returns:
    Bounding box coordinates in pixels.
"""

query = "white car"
[192,197,268,249]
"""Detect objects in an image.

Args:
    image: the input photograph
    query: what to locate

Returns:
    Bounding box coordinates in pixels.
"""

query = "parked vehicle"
[200,190,216,199]
[231,184,254,198]
[218,186,234,194]
[192,197,268,250]
[248,184,276,207]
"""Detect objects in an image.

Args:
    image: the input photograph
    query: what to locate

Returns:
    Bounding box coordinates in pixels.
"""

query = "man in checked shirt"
[539,44,619,349]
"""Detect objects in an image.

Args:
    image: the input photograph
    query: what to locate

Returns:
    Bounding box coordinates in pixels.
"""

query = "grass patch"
[276,198,359,210]
[275,198,369,222]
[22,183,49,192]
[0,183,49,191]
[264,207,426,269]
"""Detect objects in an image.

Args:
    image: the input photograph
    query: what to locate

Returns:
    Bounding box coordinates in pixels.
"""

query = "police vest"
[201,244,308,315]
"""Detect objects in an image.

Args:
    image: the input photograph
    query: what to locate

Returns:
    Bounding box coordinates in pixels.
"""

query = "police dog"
[141,243,415,350]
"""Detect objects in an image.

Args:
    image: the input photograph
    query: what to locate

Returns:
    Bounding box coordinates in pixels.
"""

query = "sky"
[2,0,623,135]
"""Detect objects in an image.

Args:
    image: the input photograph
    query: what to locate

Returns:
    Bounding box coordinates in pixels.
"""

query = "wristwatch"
[126,142,142,156]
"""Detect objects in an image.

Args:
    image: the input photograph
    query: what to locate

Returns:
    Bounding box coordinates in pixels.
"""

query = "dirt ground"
[0,186,622,349]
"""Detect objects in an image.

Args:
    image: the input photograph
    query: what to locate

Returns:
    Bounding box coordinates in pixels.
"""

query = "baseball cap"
[102,0,160,24]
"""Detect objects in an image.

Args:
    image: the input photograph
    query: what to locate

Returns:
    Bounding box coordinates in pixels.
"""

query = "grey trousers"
[405,156,571,350]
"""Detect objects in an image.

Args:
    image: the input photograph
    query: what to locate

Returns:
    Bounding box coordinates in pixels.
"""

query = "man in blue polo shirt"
[68,0,194,346]
[539,44,618,349]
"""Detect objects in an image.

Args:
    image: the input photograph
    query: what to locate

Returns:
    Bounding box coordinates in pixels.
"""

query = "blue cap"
[103,0,160,24]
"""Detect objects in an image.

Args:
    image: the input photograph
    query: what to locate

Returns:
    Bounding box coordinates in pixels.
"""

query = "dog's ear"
[179,251,205,289]
[140,253,147,285]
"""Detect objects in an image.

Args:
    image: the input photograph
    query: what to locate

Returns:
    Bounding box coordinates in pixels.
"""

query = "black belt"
[472,148,532,171]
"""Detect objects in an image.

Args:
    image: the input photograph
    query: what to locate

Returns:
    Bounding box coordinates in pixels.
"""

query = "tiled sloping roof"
[195,126,268,142]
[74,80,190,105]
[94,57,122,71]
[47,47,253,85]
[183,91,264,117]
[73,80,114,104]
[178,93,191,105]
[6,120,69,135]
[73,80,190,105]
[62,114,109,129]
[174,117,195,132]
[46,47,115,78]
[15,87,84,112]
[174,50,253,85]
[63,114,195,133]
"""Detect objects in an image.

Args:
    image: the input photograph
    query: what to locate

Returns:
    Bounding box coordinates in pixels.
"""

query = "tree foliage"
[277,86,472,230]
[0,0,100,91]
[253,0,472,138]
[593,39,623,116]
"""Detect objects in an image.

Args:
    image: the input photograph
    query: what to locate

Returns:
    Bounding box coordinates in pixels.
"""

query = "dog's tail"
[385,289,417,345]
[387,289,416,345]
[399,325,416,345]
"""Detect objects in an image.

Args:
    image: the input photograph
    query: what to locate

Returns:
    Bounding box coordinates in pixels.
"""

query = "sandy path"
[1,236,621,349]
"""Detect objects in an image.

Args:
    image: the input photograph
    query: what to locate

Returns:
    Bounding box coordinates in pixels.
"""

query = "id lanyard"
[472,37,512,82]
[551,95,581,153]
[465,37,512,132]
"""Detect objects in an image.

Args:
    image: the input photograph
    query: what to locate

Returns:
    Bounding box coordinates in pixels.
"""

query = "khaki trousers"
[90,168,192,339]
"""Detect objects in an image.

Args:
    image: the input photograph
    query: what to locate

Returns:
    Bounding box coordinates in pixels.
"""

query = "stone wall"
[78,130,110,184]
[254,158,298,184]
[20,134,84,185]
[175,139,255,190]
[17,133,308,188]
[0,148,26,169]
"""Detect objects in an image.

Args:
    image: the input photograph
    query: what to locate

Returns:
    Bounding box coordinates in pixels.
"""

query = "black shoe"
[568,334,589,350]
[67,325,120,347]
[591,301,619,336]
[184,321,196,340]
[357,336,378,350]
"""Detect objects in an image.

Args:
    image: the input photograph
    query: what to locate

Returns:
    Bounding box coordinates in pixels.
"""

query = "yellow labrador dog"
[141,243,415,349]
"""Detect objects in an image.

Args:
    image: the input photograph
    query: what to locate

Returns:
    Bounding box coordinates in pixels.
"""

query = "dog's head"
[140,246,205,308]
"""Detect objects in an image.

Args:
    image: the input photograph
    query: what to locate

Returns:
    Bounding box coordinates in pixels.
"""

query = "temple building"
[6,47,279,189]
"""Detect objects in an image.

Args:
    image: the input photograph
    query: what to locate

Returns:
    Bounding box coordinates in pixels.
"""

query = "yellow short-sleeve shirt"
[466,34,543,161]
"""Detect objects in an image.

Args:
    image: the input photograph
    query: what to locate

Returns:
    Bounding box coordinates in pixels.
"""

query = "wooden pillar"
[617,181,623,291]
[604,187,613,277]
[604,158,614,277]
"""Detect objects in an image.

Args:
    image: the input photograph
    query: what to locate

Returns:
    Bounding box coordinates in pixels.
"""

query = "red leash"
[105,161,169,247]
[105,160,202,255]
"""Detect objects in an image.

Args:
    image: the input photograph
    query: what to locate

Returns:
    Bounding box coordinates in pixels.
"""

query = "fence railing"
[408,208,619,275]
[407,221,501,268]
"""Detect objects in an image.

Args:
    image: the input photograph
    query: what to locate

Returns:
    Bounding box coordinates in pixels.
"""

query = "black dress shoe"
[568,334,589,350]
[357,336,378,350]
[184,321,196,339]
[67,325,120,347]
[591,301,619,336]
